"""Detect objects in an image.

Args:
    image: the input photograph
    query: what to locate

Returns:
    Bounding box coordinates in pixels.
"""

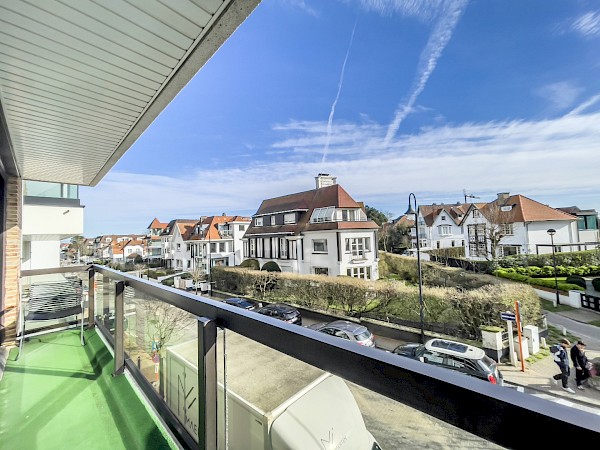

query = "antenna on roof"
[463,189,480,204]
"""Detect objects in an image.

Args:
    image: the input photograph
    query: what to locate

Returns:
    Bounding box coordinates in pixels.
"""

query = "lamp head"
[547,228,556,236]
[405,204,417,216]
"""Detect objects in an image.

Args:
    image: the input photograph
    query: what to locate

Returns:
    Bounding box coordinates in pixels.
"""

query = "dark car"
[307,320,375,347]
[393,338,503,385]
[256,303,302,325]
[222,297,262,311]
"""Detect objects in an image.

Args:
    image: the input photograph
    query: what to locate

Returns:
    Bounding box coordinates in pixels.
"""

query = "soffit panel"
[0,0,261,185]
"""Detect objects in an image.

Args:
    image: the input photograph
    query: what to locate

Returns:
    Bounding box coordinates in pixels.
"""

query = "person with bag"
[570,340,590,390]
[551,338,575,393]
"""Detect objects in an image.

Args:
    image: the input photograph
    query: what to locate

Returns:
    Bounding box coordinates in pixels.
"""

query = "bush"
[161,278,174,287]
[211,266,542,332]
[592,278,600,292]
[239,258,260,270]
[494,269,585,291]
[565,275,587,289]
[261,261,282,272]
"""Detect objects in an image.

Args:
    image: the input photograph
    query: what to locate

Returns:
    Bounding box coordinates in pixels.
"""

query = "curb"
[504,380,600,409]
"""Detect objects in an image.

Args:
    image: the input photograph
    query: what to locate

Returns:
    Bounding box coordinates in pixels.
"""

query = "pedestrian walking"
[551,338,575,393]
[570,340,590,390]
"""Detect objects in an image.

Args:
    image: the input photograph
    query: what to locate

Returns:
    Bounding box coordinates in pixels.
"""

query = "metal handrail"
[22,265,600,447]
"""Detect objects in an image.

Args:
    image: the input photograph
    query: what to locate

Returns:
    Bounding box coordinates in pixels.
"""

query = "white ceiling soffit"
[0,0,260,186]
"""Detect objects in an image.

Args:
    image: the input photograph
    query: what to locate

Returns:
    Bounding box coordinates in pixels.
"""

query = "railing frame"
[20,265,600,449]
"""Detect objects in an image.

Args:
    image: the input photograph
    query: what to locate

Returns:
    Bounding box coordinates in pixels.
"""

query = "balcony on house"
[2,265,599,450]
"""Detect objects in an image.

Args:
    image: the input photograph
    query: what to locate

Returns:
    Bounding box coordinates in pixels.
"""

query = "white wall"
[22,238,61,269]
[23,204,83,237]
[525,221,574,255]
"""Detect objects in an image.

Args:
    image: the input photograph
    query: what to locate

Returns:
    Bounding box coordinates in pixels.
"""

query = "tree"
[143,300,194,352]
[190,260,206,295]
[68,235,88,260]
[380,222,411,253]
[365,205,390,226]
[468,203,517,260]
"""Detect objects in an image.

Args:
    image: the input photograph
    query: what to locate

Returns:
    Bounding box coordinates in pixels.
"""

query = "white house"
[414,203,474,251]
[146,218,168,262]
[186,215,251,276]
[462,193,578,260]
[160,219,197,270]
[242,174,380,280]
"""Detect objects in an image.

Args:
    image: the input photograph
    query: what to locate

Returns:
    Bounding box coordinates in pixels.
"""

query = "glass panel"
[23,180,62,198]
[211,332,506,449]
[123,288,197,399]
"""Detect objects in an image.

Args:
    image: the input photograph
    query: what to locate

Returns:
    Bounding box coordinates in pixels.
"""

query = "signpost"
[515,301,525,372]
[501,311,517,367]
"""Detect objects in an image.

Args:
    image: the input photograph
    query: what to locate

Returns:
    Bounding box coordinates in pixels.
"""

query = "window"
[284,213,295,224]
[257,239,263,258]
[345,237,371,258]
[255,217,263,226]
[280,238,288,258]
[310,207,335,223]
[250,239,256,257]
[438,225,452,235]
[290,240,297,259]
[177,243,181,250]
[499,223,514,235]
[313,239,327,253]
[219,242,226,252]
[239,224,246,231]
[314,267,329,275]
[346,266,372,279]
[472,210,481,218]
[501,245,520,256]
[270,215,276,225]
[441,216,446,221]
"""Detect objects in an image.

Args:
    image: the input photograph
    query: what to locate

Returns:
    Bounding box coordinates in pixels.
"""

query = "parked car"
[222,297,262,311]
[307,320,376,347]
[392,338,503,385]
[256,303,302,325]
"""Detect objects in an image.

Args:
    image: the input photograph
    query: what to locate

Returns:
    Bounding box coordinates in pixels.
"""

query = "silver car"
[307,320,376,347]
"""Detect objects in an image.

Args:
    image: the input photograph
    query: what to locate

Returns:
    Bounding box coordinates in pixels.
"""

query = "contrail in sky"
[384,0,468,146]
[320,17,358,168]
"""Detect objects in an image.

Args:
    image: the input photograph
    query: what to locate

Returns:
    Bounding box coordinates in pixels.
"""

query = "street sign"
[500,311,516,321]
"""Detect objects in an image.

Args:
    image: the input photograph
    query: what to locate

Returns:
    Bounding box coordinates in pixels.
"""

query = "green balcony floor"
[0,329,177,450]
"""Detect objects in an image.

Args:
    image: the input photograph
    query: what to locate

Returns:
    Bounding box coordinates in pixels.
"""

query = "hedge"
[565,275,587,289]
[499,250,600,269]
[500,265,600,278]
[593,278,600,292]
[494,269,585,291]
[239,258,260,270]
[212,266,543,337]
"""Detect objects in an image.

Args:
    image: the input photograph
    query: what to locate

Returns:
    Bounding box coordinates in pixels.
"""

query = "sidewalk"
[501,306,600,409]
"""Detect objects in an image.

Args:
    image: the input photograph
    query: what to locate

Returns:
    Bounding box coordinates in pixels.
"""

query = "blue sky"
[81,0,600,236]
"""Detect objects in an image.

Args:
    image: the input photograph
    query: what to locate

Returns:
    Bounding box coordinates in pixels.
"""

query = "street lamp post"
[546,229,560,307]
[405,193,425,343]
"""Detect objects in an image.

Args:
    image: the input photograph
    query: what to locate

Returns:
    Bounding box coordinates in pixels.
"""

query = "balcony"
[2,265,599,449]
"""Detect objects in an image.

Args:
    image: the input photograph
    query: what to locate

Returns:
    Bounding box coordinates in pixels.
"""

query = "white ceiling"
[0,0,260,186]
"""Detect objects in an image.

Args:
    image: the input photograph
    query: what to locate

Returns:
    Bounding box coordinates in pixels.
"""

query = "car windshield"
[413,345,427,358]
[283,312,297,319]
[354,331,372,341]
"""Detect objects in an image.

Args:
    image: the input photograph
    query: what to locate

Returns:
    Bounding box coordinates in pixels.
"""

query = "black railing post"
[197,317,217,450]
[88,268,95,328]
[114,281,125,376]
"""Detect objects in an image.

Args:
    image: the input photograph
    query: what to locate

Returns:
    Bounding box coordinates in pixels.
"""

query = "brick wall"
[2,176,21,345]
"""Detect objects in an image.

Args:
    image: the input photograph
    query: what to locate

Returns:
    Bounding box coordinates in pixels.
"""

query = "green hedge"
[565,275,587,289]
[494,269,585,291]
[592,278,600,292]
[212,266,543,336]
[239,258,260,270]
[499,249,600,269]
[500,265,600,277]
[261,261,282,272]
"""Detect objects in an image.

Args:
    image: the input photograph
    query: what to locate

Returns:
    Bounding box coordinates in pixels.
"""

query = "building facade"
[242,175,380,279]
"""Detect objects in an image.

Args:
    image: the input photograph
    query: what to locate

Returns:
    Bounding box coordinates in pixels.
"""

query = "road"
[544,311,600,350]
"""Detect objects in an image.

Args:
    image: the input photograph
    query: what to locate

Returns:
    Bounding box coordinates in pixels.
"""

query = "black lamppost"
[547,229,560,307]
[405,193,425,343]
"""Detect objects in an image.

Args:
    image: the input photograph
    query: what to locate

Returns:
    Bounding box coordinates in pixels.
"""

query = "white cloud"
[82,111,600,236]
[571,11,600,38]
[279,0,319,17]
[384,0,468,144]
[534,81,583,111]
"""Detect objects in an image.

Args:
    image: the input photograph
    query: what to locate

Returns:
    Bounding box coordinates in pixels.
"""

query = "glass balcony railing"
[23,180,79,199]
[8,264,600,449]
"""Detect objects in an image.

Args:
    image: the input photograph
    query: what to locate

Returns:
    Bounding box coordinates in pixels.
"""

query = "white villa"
[242,174,380,279]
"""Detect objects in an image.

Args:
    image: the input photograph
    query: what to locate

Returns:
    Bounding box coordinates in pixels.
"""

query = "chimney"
[315,173,337,189]
[497,192,510,202]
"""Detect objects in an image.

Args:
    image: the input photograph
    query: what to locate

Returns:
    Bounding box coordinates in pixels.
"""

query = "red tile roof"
[147,218,167,229]
[481,195,576,223]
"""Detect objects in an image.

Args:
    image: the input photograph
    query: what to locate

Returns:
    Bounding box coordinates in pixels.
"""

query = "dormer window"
[284,213,295,224]
[270,215,276,225]
[255,217,263,227]
[473,210,481,218]
[311,207,335,223]
[441,216,446,221]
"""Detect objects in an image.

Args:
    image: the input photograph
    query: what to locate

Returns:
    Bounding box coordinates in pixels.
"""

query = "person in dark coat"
[570,340,590,390]
[552,338,575,393]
